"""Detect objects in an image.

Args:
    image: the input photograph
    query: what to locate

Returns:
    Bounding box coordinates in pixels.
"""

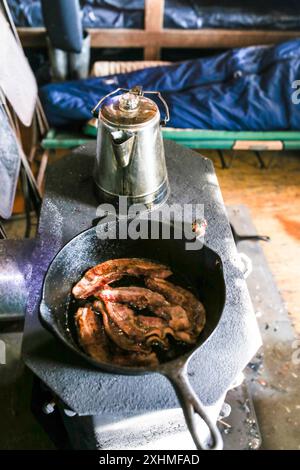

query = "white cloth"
[0,10,37,126]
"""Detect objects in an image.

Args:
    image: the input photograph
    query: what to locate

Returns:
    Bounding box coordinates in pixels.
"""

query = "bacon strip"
[93,300,150,353]
[72,258,172,299]
[97,286,167,309]
[75,306,111,363]
[75,305,159,367]
[93,299,171,344]
[97,286,190,332]
[73,259,206,368]
[145,278,206,335]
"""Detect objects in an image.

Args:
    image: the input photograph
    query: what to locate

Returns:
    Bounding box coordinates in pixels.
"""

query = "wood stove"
[21,140,262,449]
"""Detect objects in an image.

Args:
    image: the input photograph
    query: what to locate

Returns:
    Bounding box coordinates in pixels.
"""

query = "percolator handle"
[142,90,170,126]
[91,86,170,125]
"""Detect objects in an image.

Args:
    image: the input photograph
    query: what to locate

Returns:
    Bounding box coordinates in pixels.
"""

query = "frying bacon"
[93,299,171,344]
[72,258,172,299]
[75,306,111,363]
[75,305,158,366]
[97,286,167,309]
[73,258,206,367]
[145,277,206,335]
[94,297,196,346]
[94,299,170,351]
[97,287,190,332]
[93,300,150,353]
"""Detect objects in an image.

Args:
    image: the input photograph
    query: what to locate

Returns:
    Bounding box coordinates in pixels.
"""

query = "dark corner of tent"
[0,0,300,456]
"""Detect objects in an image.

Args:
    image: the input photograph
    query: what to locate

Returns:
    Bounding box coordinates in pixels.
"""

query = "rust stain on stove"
[276,214,300,241]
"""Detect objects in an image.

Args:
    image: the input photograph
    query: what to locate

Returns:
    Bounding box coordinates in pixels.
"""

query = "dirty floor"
[207,150,300,334]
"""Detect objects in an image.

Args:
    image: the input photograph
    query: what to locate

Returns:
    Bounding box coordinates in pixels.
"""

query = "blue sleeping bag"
[40,40,300,131]
[8,0,300,30]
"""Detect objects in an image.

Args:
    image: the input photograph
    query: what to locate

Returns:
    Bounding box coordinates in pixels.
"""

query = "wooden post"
[144,0,164,60]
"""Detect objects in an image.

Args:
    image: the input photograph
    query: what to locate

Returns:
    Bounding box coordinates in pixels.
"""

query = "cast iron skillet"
[39,220,226,450]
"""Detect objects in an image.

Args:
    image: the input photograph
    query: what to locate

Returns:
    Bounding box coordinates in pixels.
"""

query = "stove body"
[22,141,262,449]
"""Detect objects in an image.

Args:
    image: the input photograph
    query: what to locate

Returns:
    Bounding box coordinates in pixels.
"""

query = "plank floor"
[202,149,300,333]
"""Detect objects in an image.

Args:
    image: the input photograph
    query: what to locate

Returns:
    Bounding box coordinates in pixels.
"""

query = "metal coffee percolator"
[92,86,170,210]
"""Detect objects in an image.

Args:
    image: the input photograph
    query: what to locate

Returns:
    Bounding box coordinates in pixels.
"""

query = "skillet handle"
[166,365,223,450]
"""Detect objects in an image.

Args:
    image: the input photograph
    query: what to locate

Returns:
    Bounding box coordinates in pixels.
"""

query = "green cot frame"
[42,127,300,151]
